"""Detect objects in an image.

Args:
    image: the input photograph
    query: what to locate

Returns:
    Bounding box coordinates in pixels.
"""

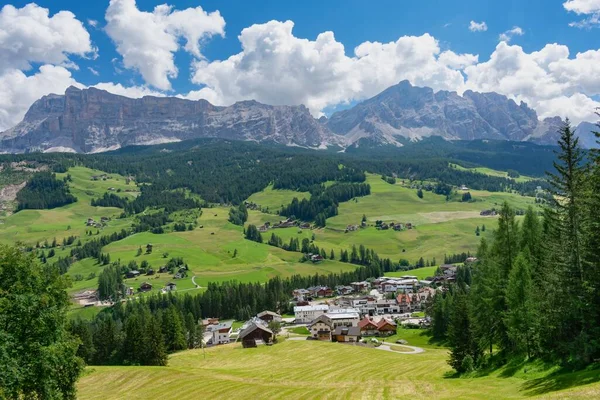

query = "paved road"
[375,344,425,354]
[286,336,425,354]
[192,275,200,288]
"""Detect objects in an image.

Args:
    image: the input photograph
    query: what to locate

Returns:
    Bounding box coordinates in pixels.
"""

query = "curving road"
[375,343,425,354]
[285,336,425,354]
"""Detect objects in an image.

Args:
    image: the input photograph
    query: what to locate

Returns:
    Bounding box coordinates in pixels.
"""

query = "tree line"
[430,120,600,372]
[16,172,76,211]
[280,183,371,226]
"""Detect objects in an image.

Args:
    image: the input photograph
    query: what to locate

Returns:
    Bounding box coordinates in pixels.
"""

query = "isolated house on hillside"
[126,270,140,279]
[239,322,274,348]
[139,282,152,292]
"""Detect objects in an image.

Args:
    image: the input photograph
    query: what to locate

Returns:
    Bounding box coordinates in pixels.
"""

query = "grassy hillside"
[246,184,310,214]
[0,168,539,297]
[450,163,536,183]
[0,166,138,246]
[77,338,600,399]
[254,174,537,263]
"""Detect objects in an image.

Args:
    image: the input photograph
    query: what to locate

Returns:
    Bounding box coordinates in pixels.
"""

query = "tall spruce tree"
[585,115,600,361]
[144,316,167,366]
[469,239,500,356]
[544,120,590,363]
[490,202,520,353]
[505,251,538,358]
[447,289,480,372]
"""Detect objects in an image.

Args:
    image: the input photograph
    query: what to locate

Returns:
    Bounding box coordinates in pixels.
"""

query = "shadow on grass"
[520,364,600,397]
[444,356,600,397]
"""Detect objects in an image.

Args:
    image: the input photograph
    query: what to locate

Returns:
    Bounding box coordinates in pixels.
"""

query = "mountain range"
[0,80,596,153]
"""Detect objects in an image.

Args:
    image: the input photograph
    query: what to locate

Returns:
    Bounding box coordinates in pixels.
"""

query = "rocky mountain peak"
[0,82,595,154]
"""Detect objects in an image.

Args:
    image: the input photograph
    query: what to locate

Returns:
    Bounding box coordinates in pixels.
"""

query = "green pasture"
[77,337,600,399]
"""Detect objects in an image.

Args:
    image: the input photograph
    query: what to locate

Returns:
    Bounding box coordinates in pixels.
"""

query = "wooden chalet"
[332,326,361,343]
[376,318,397,336]
[238,322,274,348]
[358,316,379,336]
[256,310,282,323]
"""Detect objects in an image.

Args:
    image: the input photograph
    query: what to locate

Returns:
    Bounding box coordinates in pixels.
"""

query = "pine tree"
[544,119,591,363]
[469,238,500,356]
[162,306,186,352]
[505,251,538,358]
[144,315,167,366]
[122,314,145,365]
[447,290,480,372]
[584,115,600,361]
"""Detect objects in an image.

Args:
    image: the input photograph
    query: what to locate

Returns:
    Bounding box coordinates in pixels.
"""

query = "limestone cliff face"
[326,80,565,146]
[0,82,592,153]
[0,87,338,153]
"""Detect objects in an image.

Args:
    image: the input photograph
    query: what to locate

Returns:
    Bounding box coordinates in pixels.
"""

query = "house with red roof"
[376,318,397,336]
[396,293,412,313]
[358,316,379,336]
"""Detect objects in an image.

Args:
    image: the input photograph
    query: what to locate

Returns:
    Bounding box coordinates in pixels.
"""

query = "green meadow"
[450,163,537,183]
[0,166,137,247]
[77,337,600,399]
[254,174,535,262]
[246,184,310,214]
[0,168,538,298]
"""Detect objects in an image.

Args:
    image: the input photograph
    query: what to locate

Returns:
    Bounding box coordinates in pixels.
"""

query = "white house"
[324,312,360,328]
[211,320,233,345]
[309,314,334,340]
[294,305,329,323]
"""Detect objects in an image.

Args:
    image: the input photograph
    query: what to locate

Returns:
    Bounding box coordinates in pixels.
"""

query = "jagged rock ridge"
[326,80,565,146]
[0,86,338,153]
[0,81,595,153]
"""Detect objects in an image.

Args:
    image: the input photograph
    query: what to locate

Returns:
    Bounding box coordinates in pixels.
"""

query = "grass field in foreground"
[77,338,600,400]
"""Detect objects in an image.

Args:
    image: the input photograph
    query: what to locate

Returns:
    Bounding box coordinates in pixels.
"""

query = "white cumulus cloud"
[91,82,165,98]
[499,26,524,42]
[564,0,600,27]
[191,20,475,116]
[0,65,81,130]
[463,42,600,124]
[105,0,225,90]
[0,3,95,73]
[469,20,488,32]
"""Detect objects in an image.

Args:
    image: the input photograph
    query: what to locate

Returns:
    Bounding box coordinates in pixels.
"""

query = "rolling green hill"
[0,167,539,302]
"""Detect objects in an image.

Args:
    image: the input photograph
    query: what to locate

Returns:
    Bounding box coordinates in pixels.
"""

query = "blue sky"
[1,0,599,130]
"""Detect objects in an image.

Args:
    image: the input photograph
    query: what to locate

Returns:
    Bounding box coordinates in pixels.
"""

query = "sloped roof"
[333,326,361,336]
[377,318,397,329]
[309,314,332,328]
[358,316,378,329]
[239,322,273,340]
[257,310,281,318]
